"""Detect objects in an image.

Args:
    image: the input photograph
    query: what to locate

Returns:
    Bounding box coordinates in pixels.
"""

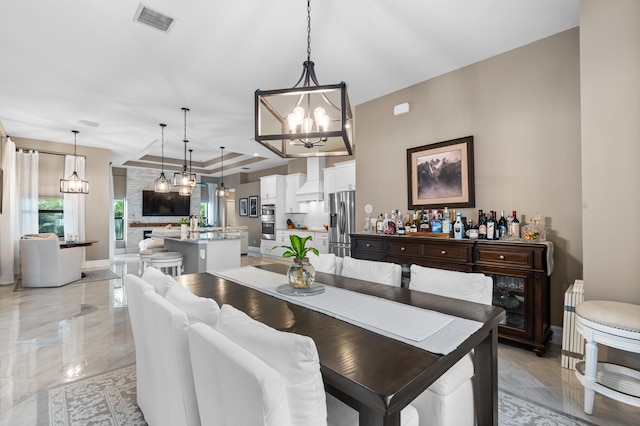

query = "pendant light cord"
[72,130,79,173]
[159,123,166,173]
[307,0,311,62]
[182,107,189,171]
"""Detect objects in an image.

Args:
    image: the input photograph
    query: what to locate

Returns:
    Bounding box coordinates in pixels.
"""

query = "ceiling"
[0,0,578,178]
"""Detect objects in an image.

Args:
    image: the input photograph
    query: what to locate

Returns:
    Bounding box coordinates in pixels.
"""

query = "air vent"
[241,167,250,170]
[134,4,175,33]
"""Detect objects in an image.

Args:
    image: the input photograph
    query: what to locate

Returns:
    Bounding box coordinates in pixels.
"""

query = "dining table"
[176,263,505,426]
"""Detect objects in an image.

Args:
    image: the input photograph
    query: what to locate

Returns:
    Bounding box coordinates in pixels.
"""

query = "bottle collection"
[374,208,546,241]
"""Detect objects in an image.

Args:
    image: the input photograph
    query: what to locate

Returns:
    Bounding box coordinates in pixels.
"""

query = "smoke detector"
[133,4,175,33]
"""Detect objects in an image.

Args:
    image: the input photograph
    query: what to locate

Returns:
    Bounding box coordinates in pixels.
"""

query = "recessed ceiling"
[0,0,578,177]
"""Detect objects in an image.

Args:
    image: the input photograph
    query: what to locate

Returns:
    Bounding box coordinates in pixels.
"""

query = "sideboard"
[350,233,552,355]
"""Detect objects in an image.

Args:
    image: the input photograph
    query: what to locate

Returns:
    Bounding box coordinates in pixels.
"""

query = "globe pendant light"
[154,123,170,193]
[255,0,353,158]
[173,107,195,196]
[217,146,230,197]
[60,130,89,194]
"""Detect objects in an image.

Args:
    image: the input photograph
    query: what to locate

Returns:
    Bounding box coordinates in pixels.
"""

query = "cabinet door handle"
[366,243,371,247]
[440,250,447,255]
[499,255,505,260]
[400,247,406,251]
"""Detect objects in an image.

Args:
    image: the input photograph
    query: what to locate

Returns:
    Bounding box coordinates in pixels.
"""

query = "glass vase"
[287,258,316,289]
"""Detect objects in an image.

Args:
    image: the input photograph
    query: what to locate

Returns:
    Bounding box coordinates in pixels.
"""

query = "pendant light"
[60,130,89,194]
[255,0,353,158]
[154,123,170,193]
[188,148,197,188]
[216,146,229,197]
[173,107,196,196]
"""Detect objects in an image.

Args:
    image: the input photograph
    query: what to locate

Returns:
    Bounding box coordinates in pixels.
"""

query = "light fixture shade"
[154,172,171,193]
[173,169,193,188]
[60,171,89,194]
[255,78,353,158]
[178,184,193,196]
[216,184,229,198]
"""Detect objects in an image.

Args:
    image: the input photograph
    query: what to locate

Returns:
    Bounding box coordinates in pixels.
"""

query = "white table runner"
[213,266,483,355]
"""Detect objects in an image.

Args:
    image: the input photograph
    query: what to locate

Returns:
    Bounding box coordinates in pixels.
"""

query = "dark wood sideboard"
[350,233,552,355]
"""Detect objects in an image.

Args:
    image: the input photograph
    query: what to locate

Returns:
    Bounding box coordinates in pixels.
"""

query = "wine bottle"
[510,210,520,238]
[486,210,495,240]
[498,210,507,239]
[478,210,487,239]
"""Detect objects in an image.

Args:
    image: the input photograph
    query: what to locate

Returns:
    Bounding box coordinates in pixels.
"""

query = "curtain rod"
[15,146,86,158]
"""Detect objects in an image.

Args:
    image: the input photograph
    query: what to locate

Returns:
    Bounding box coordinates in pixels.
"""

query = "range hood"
[296,157,326,202]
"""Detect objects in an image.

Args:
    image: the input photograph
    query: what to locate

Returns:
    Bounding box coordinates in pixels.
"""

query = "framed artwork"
[239,198,248,216]
[406,136,475,209]
[249,196,258,218]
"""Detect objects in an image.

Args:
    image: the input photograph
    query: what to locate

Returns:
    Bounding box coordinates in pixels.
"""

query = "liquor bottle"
[478,210,487,239]
[486,210,495,240]
[462,217,469,238]
[453,212,464,239]
[498,210,507,239]
[376,214,384,234]
[420,209,430,232]
[442,207,451,235]
[510,210,520,238]
[431,209,442,233]
[383,214,396,235]
[396,211,405,235]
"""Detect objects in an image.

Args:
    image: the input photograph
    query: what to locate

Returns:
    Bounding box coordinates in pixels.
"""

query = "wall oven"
[261,204,276,240]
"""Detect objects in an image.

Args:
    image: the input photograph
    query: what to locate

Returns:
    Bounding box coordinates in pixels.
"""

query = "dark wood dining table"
[176,263,505,426]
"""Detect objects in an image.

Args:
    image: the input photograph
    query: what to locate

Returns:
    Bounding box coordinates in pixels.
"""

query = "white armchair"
[20,236,82,287]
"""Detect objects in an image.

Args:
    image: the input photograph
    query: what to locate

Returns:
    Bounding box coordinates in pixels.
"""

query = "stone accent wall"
[126,168,201,253]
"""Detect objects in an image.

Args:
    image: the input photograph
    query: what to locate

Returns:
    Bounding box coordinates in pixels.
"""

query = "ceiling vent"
[133,4,175,33]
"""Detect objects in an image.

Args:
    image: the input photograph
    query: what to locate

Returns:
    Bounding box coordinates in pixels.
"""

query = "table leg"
[359,409,400,426]
[474,325,498,426]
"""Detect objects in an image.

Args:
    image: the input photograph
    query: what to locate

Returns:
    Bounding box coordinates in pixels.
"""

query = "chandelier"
[173,107,196,196]
[254,0,353,158]
[60,130,89,194]
[216,146,230,198]
[154,123,170,193]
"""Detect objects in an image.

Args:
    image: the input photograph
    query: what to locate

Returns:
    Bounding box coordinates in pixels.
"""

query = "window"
[200,203,208,224]
[114,199,125,240]
[38,199,64,236]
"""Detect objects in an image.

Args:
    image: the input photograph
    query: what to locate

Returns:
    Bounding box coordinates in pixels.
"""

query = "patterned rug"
[15,269,120,291]
[42,364,596,426]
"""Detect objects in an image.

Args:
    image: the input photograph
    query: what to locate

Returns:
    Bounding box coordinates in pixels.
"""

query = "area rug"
[15,269,120,291]
[42,364,597,426]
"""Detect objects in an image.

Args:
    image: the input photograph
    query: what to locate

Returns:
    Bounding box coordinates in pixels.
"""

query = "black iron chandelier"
[154,123,170,193]
[216,146,230,197]
[173,107,196,196]
[254,0,353,158]
[60,130,89,194]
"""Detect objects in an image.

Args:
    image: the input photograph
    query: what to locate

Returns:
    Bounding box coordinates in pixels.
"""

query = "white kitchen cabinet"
[260,175,284,203]
[323,167,336,212]
[260,239,277,256]
[334,160,356,192]
[314,232,329,254]
[284,173,308,213]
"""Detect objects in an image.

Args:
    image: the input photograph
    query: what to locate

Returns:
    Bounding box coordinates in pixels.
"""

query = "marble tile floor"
[0,255,637,425]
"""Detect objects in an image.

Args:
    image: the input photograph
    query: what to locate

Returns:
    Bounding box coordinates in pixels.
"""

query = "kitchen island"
[159,232,241,273]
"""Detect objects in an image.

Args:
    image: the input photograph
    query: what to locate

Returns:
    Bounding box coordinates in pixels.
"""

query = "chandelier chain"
[307,0,311,62]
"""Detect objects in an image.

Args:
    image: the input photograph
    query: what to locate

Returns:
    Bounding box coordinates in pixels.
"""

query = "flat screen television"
[142,190,191,216]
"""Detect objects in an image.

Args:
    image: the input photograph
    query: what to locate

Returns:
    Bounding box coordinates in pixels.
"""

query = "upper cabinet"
[334,160,356,192]
[260,175,285,205]
[285,173,308,213]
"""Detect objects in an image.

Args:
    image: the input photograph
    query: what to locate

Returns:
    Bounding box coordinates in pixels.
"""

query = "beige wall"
[11,136,111,261]
[580,0,640,304]
[355,29,583,326]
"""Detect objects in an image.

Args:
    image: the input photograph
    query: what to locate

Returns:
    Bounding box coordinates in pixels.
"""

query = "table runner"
[213,266,482,355]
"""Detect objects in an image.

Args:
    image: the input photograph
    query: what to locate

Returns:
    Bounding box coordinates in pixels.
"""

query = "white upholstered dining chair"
[340,256,402,287]
[20,235,82,287]
[408,264,493,426]
[213,304,419,426]
[188,322,291,426]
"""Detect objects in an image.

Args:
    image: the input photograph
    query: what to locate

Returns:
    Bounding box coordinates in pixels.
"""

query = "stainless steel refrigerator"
[329,190,355,257]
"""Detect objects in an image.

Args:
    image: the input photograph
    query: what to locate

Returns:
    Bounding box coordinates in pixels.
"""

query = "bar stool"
[575,300,640,415]
[139,248,167,275]
[149,251,184,276]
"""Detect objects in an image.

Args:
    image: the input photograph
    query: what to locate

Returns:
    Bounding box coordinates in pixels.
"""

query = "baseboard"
[550,325,563,346]
[84,259,111,269]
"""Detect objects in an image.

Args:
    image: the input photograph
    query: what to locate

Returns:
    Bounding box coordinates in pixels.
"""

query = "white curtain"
[63,155,86,244]
[0,138,17,285]
[16,149,39,236]
[207,183,218,226]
